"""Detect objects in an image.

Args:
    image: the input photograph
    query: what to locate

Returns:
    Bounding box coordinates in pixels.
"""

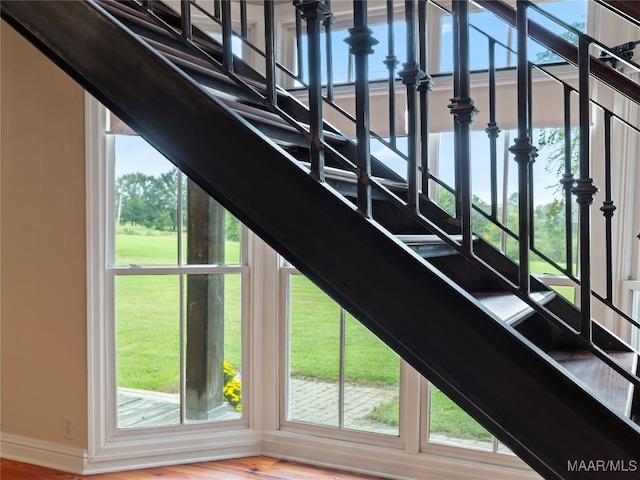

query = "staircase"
[3,1,640,478]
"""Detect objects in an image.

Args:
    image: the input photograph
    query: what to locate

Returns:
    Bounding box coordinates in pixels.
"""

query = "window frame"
[85,95,258,473]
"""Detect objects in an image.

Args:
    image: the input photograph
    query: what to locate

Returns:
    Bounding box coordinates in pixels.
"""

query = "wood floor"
[1,457,390,480]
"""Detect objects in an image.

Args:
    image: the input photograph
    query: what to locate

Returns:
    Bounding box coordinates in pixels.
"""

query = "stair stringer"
[3,2,639,479]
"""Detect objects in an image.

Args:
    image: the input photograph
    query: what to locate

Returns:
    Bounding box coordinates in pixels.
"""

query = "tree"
[533,127,580,266]
[535,21,585,64]
[116,169,179,231]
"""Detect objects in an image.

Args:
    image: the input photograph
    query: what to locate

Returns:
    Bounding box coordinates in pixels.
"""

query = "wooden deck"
[117,389,240,428]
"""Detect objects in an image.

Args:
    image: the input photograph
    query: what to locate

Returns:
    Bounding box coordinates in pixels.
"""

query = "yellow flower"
[222,361,242,412]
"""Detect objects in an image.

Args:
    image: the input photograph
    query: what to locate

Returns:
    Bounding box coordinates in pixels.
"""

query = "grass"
[115,228,574,441]
[115,227,242,392]
[429,388,492,440]
[366,389,493,441]
[115,224,240,265]
[288,275,400,384]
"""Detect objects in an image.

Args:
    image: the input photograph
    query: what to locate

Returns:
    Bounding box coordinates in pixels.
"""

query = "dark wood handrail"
[474,0,640,105]
[601,1,640,26]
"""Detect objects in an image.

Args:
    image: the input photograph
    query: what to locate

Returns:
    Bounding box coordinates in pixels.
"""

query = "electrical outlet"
[63,416,74,440]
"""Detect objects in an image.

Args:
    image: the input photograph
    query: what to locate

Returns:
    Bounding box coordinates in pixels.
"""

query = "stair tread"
[319,165,408,191]
[473,290,555,325]
[549,349,637,417]
[396,234,481,245]
[397,234,461,244]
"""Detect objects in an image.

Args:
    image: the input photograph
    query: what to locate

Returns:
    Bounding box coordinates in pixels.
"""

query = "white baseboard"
[2,428,541,479]
[84,428,262,474]
[0,433,87,474]
[1,429,261,475]
[262,430,543,480]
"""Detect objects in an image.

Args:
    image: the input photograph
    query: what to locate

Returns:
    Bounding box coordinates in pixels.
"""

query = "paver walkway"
[117,380,497,449]
[117,377,398,435]
[288,377,398,435]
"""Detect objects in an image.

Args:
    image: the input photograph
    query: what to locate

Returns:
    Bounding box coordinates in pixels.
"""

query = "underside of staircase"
[3,1,639,479]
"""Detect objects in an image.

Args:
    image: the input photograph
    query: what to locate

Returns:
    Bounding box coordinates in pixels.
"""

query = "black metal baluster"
[560,84,575,276]
[296,0,330,181]
[181,0,192,41]
[485,38,501,220]
[528,62,535,250]
[572,35,598,343]
[508,0,536,294]
[451,4,461,219]
[399,0,427,213]
[143,0,153,13]
[323,1,335,101]
[448,0,477,251]
[240,0,248,39]
[600,110,616,302]
[295,2,304,81]
[265,0,277,106]
[214,0,221,20]
[221,0,234,72]
[418,0,433,199]
[384,1,399,148]
[345,0,378,216]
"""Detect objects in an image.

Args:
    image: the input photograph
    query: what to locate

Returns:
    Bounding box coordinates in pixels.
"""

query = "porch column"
[186,180,226,420]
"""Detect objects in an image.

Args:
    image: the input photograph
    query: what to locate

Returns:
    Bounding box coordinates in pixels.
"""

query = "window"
[110,135,246,429]
[281,265,527,455]
[439,1,587,73]
[282,271,401,436]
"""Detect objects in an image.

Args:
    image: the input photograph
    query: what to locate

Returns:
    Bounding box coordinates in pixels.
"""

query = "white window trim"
[85,94,260,474]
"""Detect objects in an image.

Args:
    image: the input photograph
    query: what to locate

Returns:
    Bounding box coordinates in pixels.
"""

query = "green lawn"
[115,229,242,393]
[115,225,240,265]
[115,228,573,441]
[367,389,493,441]
[288,275,400,385]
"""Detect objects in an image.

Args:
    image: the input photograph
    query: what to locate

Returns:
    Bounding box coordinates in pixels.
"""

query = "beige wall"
[1,21,87,449]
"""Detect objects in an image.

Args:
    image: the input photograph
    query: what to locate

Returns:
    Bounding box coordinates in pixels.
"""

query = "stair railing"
[467,0,640,346]
[119,0,640,388]
[284,0,640,386]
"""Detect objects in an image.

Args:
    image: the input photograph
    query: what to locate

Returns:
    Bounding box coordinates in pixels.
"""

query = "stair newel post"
[181,0,192,41]
[345,0,378,217]
[600,110,616,302]
[508,0,536,294]
[447,0,477,251]
[572,34,598,343]
[418,0,434,199]
[485,38,501,220]
[561,84,575,276]
[295,0,330,182]
[221,0,234,72]
[384,1,399,148]
[264,0,277,106]
[399,0,427,213]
